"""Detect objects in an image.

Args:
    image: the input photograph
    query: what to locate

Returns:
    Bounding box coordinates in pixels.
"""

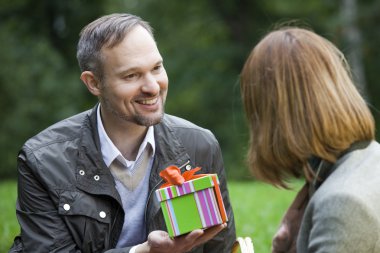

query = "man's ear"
[80,71,101,96]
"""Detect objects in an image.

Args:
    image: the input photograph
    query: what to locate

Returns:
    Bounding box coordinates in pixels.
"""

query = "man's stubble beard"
[100,96,165,127]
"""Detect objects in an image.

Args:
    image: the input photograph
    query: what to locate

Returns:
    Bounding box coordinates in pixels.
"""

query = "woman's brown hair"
[240,27,375,188]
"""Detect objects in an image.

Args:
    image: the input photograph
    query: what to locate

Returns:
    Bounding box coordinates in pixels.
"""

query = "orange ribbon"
[159,165,207,188]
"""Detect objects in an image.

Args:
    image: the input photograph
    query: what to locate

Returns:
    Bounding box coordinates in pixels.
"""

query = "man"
[9,13,236,253]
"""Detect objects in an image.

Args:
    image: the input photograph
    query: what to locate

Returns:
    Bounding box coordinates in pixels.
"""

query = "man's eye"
[153,65,162,71]
[125,73,137,79]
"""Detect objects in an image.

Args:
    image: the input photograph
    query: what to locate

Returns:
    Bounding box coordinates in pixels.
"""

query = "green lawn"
[0,180,18,253]
[228,180,302,252]
[0,180,302,252]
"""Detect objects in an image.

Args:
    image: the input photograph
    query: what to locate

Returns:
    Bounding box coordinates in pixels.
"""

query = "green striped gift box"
[155,174,228,237]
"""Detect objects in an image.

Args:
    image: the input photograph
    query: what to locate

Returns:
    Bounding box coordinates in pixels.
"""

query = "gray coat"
[10,105,236,253]
[297,141,380,252]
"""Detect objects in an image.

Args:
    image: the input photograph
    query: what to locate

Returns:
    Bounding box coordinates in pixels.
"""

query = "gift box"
[155,167,228,237]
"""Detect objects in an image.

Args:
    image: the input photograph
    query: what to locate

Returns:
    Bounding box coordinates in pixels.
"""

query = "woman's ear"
[80,71,101,96]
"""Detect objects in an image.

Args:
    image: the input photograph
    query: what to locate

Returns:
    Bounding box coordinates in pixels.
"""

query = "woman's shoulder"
[309,141,380,214]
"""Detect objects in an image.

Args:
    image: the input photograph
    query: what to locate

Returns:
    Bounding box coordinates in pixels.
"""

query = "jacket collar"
[309,140,372,196]
[75,104,122,204]
[145,115,192,228]
[149,115,191,188]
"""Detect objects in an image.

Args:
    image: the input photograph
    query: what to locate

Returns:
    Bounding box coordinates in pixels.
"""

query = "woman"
[240,27,380,252]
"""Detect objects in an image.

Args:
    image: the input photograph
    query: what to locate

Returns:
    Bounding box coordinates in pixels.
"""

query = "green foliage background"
[0,180,303,252]
[0,0,379,179]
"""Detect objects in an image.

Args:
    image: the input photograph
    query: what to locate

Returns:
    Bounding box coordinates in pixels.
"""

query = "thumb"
[184,229,204,243]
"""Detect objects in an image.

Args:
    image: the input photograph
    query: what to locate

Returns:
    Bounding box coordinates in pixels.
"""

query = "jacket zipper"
[178,159,191,170]
[109,205,121,248]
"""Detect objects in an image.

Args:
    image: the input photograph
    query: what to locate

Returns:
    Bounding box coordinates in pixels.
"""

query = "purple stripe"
[167,187,173,199]
[204,188,218,224]
[184,182,191,194]
[178,185,184,196]
[197,190,212,226]
[194,191,206,227]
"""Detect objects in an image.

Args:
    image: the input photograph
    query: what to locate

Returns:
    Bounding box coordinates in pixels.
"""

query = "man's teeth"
[140,98,157,105]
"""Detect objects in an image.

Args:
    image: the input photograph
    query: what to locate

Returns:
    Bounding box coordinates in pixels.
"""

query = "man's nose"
[141,74,160,94]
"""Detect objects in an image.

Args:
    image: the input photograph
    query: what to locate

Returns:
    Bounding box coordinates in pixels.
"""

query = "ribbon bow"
[159,165,207,188]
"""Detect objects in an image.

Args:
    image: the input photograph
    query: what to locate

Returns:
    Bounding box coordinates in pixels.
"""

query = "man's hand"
[135,223,227,253]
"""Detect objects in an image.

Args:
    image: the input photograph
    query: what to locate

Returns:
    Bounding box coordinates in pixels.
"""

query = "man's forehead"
[100,28,162,73]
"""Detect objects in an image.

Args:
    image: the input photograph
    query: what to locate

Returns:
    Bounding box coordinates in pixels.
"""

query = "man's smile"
[136,97,158,105]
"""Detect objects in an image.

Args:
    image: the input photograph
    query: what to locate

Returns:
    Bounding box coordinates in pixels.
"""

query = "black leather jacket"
[9,105,236,253]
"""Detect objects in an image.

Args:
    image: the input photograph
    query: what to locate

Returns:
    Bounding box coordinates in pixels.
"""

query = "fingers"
[144,224,227,253]
[147,230,173,249]
[195,223,227,245]
[181,223,227,248]
[183,229,204,242]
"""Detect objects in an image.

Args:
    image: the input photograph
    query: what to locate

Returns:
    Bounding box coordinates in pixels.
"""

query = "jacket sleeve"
[12,151,82,252]
[11,151,133,253]
[201,135,236,253]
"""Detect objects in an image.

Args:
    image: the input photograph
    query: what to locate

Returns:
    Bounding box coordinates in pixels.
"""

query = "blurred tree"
[0,0,106,178]
[340,0,368,97]
[1,0,379,180]
[357,0,380,123]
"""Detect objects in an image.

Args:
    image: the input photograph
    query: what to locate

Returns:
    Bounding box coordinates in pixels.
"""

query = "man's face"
[98,25,168,127]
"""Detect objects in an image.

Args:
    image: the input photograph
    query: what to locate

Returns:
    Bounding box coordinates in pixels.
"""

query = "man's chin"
[134,114,164,127]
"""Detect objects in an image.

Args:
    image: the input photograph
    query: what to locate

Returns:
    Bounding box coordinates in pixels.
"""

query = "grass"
[228,180,303,252]
[0,179,302,252]
[0,180,18,253]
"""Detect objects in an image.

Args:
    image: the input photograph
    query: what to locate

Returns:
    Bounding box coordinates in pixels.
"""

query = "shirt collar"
[96,104,155,167]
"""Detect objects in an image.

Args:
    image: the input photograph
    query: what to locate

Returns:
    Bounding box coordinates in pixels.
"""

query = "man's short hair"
[77,13,153,81]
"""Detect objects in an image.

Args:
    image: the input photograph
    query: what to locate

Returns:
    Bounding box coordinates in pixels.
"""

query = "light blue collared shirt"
[96,104,155,251]
[97,105,155,167]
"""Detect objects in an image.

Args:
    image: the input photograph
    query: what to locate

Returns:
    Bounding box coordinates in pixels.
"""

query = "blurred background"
[1,0,379,181]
